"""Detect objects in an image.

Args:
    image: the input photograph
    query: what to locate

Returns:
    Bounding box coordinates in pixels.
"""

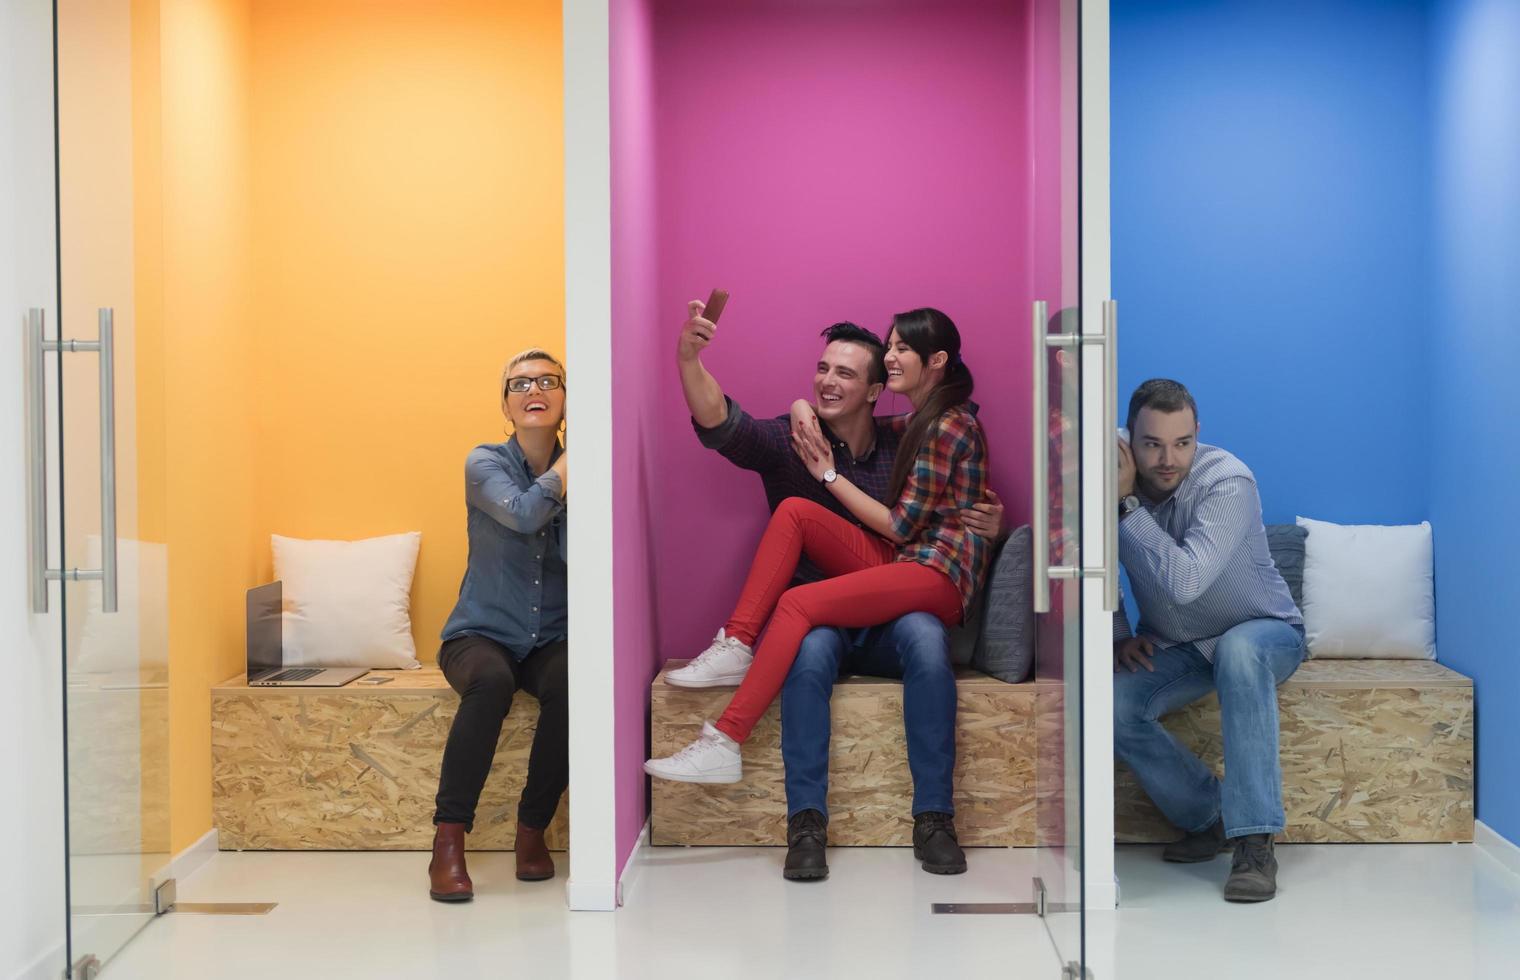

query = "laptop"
[246,582,368,687]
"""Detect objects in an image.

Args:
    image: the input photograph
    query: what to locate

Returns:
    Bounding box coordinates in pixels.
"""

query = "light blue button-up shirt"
[440,437,566,659]
[1114,442,1301,661]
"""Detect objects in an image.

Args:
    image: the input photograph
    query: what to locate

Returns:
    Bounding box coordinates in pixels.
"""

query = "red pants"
[716,498,962,743]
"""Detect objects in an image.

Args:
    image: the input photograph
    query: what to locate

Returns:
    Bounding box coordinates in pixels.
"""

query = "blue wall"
[1115,0,1520,846]
[1429,0,1520,848]
[1112,0,1432,526]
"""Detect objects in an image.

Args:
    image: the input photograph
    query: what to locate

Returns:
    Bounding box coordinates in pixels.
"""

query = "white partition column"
[1080,0,1117,916]
[563,0,618,913]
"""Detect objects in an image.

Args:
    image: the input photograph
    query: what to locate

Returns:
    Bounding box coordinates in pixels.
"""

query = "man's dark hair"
[819,321,887,385]
[1127,378,1199,435]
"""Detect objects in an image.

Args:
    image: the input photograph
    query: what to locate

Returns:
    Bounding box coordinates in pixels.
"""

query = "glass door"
[1032,298,1084,974]
[7,2,69,978]
[1028,0,1114,975]
[54,1,171,974]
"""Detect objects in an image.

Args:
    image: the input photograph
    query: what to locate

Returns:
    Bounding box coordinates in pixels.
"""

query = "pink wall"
[610,0,662,876]
[613,0,1064,875]
[649,0,1037,656]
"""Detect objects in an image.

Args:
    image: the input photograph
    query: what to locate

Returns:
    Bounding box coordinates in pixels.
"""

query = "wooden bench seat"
[1116,659,1474,843]
[651,663,1052,846]
[651,659,1474,846]
[211,668,568,851]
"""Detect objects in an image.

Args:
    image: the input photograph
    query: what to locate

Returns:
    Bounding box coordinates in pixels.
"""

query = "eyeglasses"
[505,375,564,394]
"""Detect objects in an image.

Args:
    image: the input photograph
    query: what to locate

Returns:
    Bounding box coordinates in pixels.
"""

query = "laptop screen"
[246,581,283,676]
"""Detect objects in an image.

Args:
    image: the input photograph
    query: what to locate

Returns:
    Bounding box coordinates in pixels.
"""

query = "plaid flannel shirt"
[886,404,991,616]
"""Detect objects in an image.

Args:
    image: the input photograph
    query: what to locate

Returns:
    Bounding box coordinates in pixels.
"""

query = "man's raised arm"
[677,298,726,428]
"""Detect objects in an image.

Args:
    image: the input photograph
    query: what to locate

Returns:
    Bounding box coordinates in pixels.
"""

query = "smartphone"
[358,675,394,686]
[702,288,730,324]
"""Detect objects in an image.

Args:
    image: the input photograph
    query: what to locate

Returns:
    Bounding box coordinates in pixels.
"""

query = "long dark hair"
[885,308,975,503]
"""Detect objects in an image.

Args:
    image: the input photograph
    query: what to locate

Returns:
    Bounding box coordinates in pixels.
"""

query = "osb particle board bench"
[650,661,1056,846]
[651,658,1474,847]
[212,668,568,851]
[1116,659,1473,844]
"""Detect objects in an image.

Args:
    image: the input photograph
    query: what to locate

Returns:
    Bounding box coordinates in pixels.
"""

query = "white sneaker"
[665,629,754,688]
[644,722,743,784]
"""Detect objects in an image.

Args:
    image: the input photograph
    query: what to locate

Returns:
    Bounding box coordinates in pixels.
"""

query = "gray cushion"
[971,525,1035,684]
[1265,522,1308,611]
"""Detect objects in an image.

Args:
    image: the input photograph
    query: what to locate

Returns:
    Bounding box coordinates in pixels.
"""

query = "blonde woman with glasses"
[428,349,568,902]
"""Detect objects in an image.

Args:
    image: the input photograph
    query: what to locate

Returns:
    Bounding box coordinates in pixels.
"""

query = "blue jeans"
[1113,619,1305,838]
[780,612,956,819]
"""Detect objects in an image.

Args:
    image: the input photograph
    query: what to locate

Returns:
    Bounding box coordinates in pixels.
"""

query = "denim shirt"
[440,437,567,659]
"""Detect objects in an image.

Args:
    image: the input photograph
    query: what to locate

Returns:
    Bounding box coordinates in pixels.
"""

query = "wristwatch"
[822,468,838,485]
[1119,494,1141,518]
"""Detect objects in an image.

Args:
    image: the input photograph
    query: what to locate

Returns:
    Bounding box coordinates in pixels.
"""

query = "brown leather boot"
[515,823,556,881]
[428,822,473,902]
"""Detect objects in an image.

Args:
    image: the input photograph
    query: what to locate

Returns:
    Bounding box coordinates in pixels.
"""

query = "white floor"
[99,842,1520,980]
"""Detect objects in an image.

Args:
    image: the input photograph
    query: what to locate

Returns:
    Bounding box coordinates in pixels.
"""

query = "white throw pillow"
[271,532,422,670]
[1296,516,1435,660]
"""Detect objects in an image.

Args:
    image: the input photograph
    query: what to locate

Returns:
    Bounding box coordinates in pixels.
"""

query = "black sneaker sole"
[1224,887,1277,903]
[783,866,829,881]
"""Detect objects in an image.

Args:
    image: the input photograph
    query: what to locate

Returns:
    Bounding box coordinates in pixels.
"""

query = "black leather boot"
[783,809,829,881]
[913,812,967,875]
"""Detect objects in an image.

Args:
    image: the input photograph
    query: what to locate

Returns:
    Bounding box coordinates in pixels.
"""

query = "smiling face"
[882,327,946,403]
[1131,405,1199,500]
[502,358,565,433]
[813,340,882,424]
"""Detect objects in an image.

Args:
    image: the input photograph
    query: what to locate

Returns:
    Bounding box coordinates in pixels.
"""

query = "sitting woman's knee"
[465,661,516,702]
[774,496,811,524]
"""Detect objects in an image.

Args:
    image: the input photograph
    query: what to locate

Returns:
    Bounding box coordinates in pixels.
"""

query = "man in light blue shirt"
[1113,379,1304,904]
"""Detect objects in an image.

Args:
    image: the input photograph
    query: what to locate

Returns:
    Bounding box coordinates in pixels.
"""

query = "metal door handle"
[26,309,49,613]
[1030,299,1120,614]
[26,307,120,614]
[1101,300,1119,611]
[97,309,118,613]
[1031,300,1051,613]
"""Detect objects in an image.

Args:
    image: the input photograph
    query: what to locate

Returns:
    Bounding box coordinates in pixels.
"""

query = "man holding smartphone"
[674,296,1005,881]
[1113,379,1305,903]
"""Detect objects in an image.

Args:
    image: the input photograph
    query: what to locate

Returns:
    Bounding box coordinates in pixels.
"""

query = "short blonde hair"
[501,349,565,396]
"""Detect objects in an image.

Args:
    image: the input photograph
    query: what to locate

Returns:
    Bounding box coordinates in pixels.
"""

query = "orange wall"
[248,0,566,658]
[158,0,259,852]
[144,0,564,851]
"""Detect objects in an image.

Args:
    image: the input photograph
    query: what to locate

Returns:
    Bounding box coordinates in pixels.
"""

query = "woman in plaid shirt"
[646,307,991,784]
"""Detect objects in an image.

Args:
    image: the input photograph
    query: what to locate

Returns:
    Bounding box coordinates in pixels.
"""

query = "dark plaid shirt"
[693,397,903,583]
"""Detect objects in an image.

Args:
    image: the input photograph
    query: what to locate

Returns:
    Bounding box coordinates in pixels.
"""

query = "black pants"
[433,634,568,831]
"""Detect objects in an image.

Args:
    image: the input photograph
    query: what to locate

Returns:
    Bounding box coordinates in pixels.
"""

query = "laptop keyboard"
[266,668,323,682]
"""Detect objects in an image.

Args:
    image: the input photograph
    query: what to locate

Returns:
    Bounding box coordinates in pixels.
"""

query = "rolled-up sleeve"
[465,448,563,534]
[692,396,789,472]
